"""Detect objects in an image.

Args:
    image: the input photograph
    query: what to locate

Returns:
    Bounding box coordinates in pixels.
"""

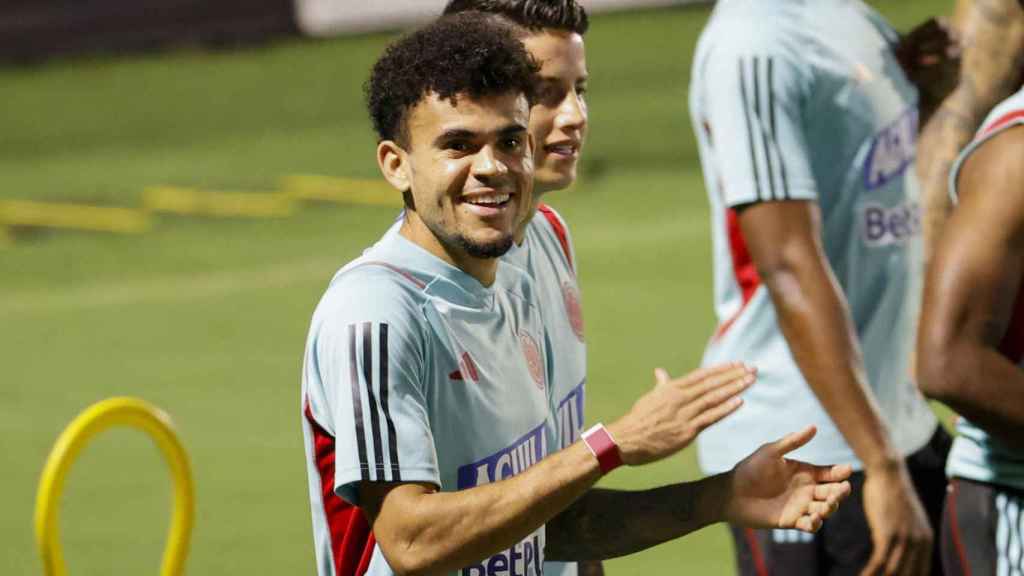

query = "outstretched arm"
[545,426,852,561]
[918,126,1024,451]
[917,0,1024,264]
[739,200,935,576]
[359,364,754,576]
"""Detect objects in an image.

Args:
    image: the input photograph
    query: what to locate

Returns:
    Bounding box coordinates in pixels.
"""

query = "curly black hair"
[443,0,588,35]
[365,12,539,145]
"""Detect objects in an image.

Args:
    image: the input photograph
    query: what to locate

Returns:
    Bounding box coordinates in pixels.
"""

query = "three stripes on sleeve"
[347,322,402,482]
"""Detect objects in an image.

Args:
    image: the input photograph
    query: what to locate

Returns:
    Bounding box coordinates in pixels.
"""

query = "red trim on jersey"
[347,261,426,289]
[715,208,762,339]
[305,402,376,576]
[979,109,1024,140]
[744,528,770,576]
[947,480,973,576]
[538,204,574,272]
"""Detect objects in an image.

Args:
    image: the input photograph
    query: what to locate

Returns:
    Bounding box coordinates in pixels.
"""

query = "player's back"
[690,0,936,472]
[945,86,1024,492]
[301,229,553,575]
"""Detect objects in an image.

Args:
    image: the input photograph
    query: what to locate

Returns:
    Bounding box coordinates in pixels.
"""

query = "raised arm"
[917,125,1024,451]
[739,200,934,576]
[917,0,1024,263]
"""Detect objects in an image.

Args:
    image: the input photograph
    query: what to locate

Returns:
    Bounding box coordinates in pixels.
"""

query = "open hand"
[725,426,853,532]
[608,363,755,466]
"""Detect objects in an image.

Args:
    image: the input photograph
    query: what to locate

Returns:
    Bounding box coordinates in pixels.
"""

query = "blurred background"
[0,0,945,573]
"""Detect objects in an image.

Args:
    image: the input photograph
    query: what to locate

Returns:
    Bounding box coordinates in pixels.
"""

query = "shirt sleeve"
[695,22,818,207]
[309,270,439,506]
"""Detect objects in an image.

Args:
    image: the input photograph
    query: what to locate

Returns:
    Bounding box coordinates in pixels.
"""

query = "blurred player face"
[380,91,534,272]
[522,30,589,194]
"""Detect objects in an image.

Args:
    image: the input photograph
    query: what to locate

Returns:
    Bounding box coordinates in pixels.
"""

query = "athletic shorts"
[941,477,1024,576]
[729,427,952,575]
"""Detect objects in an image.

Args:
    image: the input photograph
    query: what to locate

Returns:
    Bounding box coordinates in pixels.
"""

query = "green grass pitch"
[0,1,946,573]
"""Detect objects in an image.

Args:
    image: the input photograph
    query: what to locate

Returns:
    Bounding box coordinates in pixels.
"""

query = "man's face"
[523,30,589,194]
[402,92,533,259]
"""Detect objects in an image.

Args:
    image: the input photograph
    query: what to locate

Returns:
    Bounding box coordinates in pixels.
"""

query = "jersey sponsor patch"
[556,379,586,449]
[461,534,544,576]
[457,423,545,488]
[457,424,547,576]
[863,107,917,191]
[519,331,545,390]
[860,201,921,247]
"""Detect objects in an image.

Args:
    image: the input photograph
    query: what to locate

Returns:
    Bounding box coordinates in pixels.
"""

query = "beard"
[426,217,514,260]
[454,232,514,258]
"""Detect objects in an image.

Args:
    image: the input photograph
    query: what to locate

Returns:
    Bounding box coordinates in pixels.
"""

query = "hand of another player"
[895,17,961,108]
[607,363,755,466]
[860,464,933,576]
[724,426,853,532]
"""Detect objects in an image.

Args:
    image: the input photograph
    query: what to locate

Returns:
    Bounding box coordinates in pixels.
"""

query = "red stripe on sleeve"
[305,402,376,576]
[538,204,574,272]
[715,208,761,339]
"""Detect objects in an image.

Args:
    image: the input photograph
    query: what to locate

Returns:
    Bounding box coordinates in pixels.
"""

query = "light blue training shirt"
[302,228,553,576]
[690,0,937,473]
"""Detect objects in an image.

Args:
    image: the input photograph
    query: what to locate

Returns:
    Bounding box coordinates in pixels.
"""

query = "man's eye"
[504,137,523,149]
[447,141,470,152]
[576,84,588,97]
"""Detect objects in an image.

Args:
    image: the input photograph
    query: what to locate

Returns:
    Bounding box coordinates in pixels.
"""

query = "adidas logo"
[449,352,480,382]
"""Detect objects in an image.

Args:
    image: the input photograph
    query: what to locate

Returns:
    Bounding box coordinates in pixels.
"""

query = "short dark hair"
[443,0,589,34]
[365,12,539,144]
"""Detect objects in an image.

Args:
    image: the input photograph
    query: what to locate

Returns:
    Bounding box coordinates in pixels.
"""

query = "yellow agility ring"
[34,397,195,576]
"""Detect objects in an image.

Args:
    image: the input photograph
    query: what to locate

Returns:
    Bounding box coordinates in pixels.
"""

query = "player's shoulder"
[314,244,431,330]
[527,203,575,272]
[700,0,810,52]
[977,87,1024,139]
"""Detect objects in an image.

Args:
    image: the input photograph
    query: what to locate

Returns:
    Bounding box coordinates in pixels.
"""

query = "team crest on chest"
[561,281,585,342]
[519,331,545,390]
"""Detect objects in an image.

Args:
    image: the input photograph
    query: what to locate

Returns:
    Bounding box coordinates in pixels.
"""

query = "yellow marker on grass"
[35,397,195,576]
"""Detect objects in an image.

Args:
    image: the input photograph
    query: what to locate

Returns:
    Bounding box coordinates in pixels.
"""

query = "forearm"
[545,476,730,561]
[764,265,900,469]
[369,442,602,575]
[928,340,1024,450]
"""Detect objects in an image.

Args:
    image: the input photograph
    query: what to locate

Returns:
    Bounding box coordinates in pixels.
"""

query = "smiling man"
[301,12,853,576]
[441,2,590,575]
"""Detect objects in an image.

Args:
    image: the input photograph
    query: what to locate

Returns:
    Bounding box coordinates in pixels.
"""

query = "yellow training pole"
[34,397,195,576]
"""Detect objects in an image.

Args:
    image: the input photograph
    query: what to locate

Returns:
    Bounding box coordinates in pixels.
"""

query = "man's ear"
[377,140,411,193]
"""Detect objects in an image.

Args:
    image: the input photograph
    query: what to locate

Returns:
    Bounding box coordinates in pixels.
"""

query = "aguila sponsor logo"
[457,424,547,576]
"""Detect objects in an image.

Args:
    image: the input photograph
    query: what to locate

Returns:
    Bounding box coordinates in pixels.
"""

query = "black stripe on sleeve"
[738,57,763,203]
[362,322,386,480]
[348,324,370,481]
[378,323,401,481]
[752,56,777,201]
[767,57,790,199]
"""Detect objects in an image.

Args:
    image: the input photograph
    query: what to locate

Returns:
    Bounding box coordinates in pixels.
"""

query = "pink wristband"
[582,423,623,474]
